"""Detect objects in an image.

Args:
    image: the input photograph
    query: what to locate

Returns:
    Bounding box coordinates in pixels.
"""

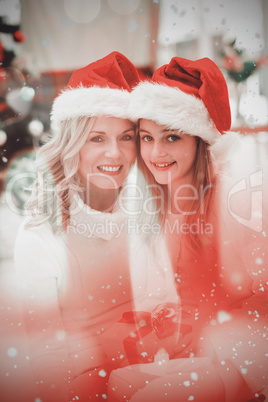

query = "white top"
[14,193,179,391]
[14,194,135,388]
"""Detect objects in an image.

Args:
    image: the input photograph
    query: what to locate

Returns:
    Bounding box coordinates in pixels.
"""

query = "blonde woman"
[14,52,140,402]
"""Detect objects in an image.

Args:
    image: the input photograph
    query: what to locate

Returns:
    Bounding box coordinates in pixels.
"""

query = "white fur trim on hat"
[128,81,222,144]
[51,86,132,129]
[209,131,242,173]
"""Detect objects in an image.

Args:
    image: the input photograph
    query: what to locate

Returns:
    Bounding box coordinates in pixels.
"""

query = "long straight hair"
[136,133,216,252]
[25,116,96,234]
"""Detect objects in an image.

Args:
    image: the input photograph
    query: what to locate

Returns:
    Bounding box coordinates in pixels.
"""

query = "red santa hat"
[51,51,140,129]
[129,56,234,146]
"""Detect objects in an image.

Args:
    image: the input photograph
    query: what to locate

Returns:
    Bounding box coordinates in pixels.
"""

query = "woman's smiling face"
[78,116,136,190]
[139,119,197,186]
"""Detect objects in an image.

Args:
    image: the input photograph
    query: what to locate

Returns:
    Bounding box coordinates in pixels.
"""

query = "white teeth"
[155,162,174,167]
[98,166,121,172]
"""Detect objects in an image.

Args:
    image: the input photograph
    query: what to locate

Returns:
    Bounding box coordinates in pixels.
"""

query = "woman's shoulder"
[14,218,66,279]
[16,217,57,246]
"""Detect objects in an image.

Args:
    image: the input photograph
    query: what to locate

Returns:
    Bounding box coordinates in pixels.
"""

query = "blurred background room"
[0,1,267,400]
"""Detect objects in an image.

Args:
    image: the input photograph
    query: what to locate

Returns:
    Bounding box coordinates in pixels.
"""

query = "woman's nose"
[105,141,122,159]
[151,141,167,159]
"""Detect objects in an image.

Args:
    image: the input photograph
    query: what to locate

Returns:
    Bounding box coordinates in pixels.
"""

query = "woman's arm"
[14,223,71,402]
[200,177,268,399]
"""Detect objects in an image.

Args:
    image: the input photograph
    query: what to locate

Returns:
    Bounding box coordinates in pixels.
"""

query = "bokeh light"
[6,88,32,115]
[0,67,25,98]
[107,0,140,15]
[0,130,8,147]
[20,86,35,102]
[64,0,101,24]
[28,119,44,137]
[7,347,18,358]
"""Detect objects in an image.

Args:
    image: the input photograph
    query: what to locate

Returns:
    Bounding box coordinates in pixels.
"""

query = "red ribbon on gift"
[119,304,180,364]
[119,311,154,364]
[119,311,152,326]
[151,303,180,339]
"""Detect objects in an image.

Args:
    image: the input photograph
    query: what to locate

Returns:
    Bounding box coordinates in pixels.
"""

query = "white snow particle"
[191,372,198,381]
[183,381,190,387]
[7,347,17,357]
[55,330,66,341]
[256,258,263,265]
[217,310,232,324]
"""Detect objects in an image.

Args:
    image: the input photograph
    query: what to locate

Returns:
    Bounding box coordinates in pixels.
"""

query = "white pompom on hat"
[51,51,140,129]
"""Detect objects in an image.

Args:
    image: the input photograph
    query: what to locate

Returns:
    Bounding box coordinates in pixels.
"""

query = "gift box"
[101,303,180,366]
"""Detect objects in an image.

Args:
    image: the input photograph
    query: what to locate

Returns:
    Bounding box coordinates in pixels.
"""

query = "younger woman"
[108,57,267,401]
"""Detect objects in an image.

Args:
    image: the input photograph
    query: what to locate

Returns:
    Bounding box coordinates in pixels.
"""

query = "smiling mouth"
[152,161,176,170]
[97,165,123,173]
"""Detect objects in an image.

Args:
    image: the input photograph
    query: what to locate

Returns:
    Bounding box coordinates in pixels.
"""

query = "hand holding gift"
[101,302,180,367]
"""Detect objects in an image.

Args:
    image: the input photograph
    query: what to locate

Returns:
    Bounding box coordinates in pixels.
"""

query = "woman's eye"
[141,135,153,142]
[167,135,181,142]
[90,136,103,142]
[121,134,133,141]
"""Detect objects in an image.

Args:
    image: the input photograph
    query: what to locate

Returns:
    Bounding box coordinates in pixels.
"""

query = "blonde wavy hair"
[25,116,96,234]
[136,132,216,252]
